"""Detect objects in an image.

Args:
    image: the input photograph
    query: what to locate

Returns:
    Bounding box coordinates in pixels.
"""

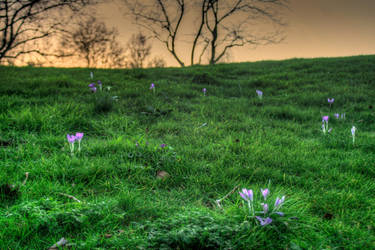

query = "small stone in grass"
[157,171,170,179]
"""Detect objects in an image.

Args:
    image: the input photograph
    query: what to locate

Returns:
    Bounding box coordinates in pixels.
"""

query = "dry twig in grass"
[58,193,81,203]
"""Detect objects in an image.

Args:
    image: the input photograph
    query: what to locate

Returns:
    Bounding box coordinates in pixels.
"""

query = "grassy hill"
[0,55,375,249]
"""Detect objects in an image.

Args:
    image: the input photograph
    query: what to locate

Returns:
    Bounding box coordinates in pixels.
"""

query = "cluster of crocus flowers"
[239,188,286,227]
[256,90,263,100]
[88,80,104,93]
[66,132,84,155]
[322,116,332,134]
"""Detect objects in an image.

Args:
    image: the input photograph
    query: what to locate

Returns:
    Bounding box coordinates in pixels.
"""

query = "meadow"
[0,55,375,249]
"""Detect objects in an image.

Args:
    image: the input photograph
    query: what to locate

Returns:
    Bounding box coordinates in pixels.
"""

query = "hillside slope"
[0,55,375,249]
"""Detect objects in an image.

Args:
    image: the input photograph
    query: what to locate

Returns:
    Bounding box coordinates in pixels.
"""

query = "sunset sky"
[74,0,375,67]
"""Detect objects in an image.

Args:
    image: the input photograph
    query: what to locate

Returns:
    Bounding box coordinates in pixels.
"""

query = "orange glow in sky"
[93,0,375,67]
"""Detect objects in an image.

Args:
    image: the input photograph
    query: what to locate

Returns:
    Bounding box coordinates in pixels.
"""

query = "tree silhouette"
[0,0,95,63]
[147,56,166,68]
[58,16,126,68]
[122,0,287,66]
[126,32,152,68]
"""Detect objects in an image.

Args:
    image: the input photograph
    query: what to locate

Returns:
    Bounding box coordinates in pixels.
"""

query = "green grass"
[1,55,375,249]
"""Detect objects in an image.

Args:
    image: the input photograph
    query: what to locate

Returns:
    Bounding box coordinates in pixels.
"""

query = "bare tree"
[126,32,152,68]
[147,56,166,68]
[123,0,186,66]
[58,16,126,68]
[0,0,95,63]
[202,0,287,65]
[122,0,287,66]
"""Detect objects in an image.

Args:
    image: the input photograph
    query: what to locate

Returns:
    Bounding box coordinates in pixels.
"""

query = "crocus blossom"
[160,143,166,148]
[351,126,356,144]
[239,188,253,202]
[328,98,334,104]
[91,87,97,93]
[88,83,95,88]
[256,90,263,99]
[67,134,76,144]
[75,132,83,141]
[274,196,285,207]
[262,203,269,214]
[203,88,207,96]
[75,132,84,152]
[150,83,155,94]
[322,116,330,134]
[67,134,76,155]
[255,216,272,226]
[261,188,269,200]
[334,113,339,119]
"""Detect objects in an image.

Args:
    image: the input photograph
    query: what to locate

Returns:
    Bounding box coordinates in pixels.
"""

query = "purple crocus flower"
[261,188,269,200]
[322,116,329,122]
[328,98,334,104]
[150,83,155,90]
[91,87,97,93]
[255,216,272,226]
[67,134,76,155]
[239,188,253,202]
[88,83,95,88]
[334,113,339,119]
[274,196,285,207]
[256,90,263,99]
[135,142,139,147]
[262,203,269,214]
[75,132,84,152]
[75,132,83,141]
[203,88,207,96]
[160,143,166,148]
[67,134,76,144]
